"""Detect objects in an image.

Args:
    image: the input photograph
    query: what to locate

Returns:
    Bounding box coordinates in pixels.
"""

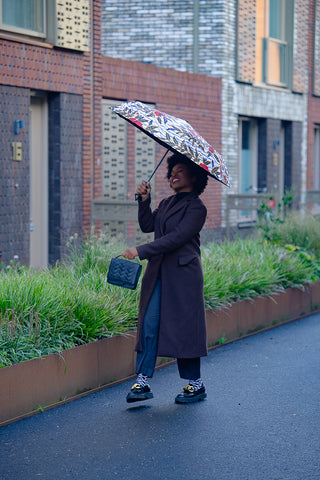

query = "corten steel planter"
[1,282,320,426]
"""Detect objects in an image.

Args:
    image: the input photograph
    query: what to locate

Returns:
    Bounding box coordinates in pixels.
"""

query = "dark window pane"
[269,0,283,40]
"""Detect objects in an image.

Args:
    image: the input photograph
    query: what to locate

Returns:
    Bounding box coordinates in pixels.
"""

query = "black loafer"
[175,384,207,404]
[126,383,153,403]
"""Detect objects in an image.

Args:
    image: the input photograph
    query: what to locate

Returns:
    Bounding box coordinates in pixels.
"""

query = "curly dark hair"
[166,153,208,195]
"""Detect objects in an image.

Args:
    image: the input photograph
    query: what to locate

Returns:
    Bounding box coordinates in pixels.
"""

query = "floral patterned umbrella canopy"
[112,101,230,188]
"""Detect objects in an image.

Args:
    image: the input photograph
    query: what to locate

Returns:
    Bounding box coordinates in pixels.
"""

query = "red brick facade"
[82,0,103,229]
[0,37,84,93]
[0,1,102,263]
[0,0,222,257]
[101,57,223,231]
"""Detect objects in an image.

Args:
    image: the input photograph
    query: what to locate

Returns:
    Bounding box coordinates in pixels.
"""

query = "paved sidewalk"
[1,314,320,480]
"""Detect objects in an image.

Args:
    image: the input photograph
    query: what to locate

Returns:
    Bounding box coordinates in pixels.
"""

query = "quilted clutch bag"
[107,256,142,290]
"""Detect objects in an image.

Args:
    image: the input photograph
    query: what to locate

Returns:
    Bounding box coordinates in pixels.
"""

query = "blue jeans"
[136,278,201,380]
[136,278,161,377]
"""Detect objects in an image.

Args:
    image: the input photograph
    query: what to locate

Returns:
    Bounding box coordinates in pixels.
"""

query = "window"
[0,0,89,51]
[269,0,284,39]
[0,0,45,37]
[262,0,293,87]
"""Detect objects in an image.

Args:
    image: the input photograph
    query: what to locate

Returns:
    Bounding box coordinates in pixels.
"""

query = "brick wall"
[101,0,311,226]
[48,93,83,264]
[101,0,225,77]
[60,93,83,253]
[0,39,84,94]
[102,0,309,88]
[257,118,302,203]
[290,121,303,204]
[307,98,320,190]
[283,121,293,191]
[236,0,256,83]
[265,118,281,192]
[102,1,194,71]
[314,0,320,96]
[0,86,30,264]
[292,0,309,93]
[221,0,307,223]
[0,0,103,261]
[82,0,102,231]
[48,93,62,264]
[0,36,90,264]
[257,118,267,191]
[101,56,223,233]
[307,0,320,190]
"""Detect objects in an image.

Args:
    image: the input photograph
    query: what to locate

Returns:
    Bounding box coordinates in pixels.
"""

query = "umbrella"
[111,101,230,194]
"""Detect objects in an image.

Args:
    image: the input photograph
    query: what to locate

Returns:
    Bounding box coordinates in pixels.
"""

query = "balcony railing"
[92,192,320,243]
[225,193,282,239]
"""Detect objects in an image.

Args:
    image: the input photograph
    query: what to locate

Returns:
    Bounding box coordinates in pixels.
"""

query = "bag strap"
[116,255,141,265]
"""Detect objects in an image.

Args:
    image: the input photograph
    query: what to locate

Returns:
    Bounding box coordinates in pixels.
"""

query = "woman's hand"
[136,181,151,201]
[122,247,138,260]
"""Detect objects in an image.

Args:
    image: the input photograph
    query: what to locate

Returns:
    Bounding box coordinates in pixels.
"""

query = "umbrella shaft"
[147,149,170,183]
[135,149,170,201]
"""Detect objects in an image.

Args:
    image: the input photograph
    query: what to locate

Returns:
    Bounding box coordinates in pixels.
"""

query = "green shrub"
[0,223,319,368]
[258,211,320,258]
[202,237,317,309]
[0,235,142,367]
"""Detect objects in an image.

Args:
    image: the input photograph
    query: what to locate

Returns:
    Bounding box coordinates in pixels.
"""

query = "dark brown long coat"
[136,192,208,358]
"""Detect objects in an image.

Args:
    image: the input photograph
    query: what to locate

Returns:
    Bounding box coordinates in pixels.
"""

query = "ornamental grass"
[1,213,320,367]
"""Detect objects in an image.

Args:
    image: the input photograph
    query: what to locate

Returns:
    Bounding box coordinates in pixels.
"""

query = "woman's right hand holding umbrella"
[136,181,151,201]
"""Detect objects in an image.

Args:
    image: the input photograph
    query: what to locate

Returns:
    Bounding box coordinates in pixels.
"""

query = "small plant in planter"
[0,254,22,273]
[257,191,294,243]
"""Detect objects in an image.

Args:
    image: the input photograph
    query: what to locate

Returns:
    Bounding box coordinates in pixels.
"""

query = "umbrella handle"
[135,150,170,201]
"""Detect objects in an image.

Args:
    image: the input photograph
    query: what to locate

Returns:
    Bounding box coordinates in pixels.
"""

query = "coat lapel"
[160,192,197,235]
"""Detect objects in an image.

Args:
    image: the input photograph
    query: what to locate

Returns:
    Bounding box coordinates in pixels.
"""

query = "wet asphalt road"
[0,313,319,480]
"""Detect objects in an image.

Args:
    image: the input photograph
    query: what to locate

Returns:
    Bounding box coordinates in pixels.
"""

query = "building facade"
[92,58,223,244]
[0,0,102,266]
[1,1,320,267]
[102,0,320,232]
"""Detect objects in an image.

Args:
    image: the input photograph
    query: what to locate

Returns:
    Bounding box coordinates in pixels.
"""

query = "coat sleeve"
[138,197,160,233]
[137,200,207,260]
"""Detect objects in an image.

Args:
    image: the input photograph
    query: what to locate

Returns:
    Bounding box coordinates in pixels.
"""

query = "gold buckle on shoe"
[131,383,141,390]
[184,384,195,393]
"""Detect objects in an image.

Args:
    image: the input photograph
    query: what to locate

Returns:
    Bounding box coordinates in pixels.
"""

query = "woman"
[122,152,208,404]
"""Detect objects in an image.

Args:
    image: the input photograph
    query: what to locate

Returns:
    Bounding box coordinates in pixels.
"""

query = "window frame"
[263,37,288,87]
[262,0,293,88]
[0,0,46,38]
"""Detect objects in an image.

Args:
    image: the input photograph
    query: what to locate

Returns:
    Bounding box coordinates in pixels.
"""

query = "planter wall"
[1,282,320,426]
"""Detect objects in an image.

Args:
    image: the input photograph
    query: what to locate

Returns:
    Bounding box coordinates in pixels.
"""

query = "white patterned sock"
[136,373,149,387]
[189,378,204,391]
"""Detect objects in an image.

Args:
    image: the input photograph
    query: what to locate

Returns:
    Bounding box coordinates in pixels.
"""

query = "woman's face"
[169,163,195,193]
